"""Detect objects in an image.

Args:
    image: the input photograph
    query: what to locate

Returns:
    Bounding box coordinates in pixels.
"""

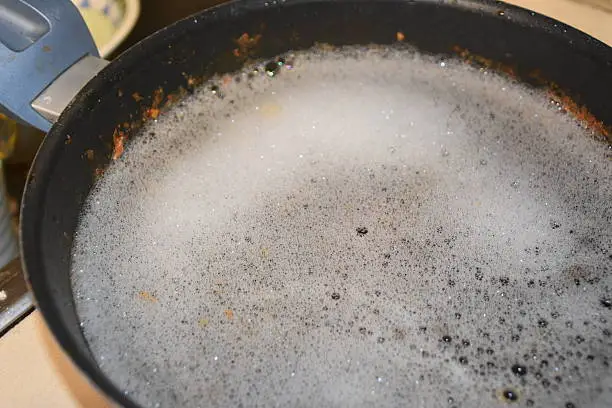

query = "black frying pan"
[1,0,611,407]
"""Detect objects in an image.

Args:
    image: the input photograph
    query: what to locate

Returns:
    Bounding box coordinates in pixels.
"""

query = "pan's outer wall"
[19,0,612,406]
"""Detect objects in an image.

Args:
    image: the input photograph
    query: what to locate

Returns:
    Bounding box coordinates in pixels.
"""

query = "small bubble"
[331,292,340,300]
[501,388,519,402]
[565,403,576,408]
[264,61,281,77]
[377,337,386,344]
[510,180,520,189]
[511,364,527,376]
[575,335,585,344]
[538,319,548,328]
[442,335,452,343]
[459,356,468,365]
[356,227,368,236]
[455,313,462,319]
[600,298,612,309]
[479,159,487,166]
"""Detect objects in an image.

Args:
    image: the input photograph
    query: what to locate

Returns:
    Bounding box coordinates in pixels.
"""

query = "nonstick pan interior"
[71,45,612,407]
[20,1,612,407]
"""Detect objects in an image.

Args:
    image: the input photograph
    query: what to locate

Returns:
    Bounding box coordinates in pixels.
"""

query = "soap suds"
[71,47,612,408]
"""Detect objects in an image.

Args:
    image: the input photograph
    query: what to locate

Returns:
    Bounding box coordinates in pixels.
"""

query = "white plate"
[72,0,141,58]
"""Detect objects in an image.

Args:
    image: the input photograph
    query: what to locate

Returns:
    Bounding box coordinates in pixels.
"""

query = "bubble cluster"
[71,46,612,408]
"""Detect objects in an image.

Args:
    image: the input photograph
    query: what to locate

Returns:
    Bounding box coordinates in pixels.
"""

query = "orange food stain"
[146,108,160,119]
[233,33,262,58]
[452,45,609,140]
[550,92,610,138]
[112,129,126,160]
[138,291,157,302]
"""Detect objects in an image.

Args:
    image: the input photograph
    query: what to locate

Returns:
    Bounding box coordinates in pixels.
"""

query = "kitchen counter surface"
[0,312,111,407]
[1,1,610,407]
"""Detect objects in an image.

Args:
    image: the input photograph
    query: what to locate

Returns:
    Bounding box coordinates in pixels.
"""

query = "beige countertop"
[1,1,611,407]
[0,312,111,407]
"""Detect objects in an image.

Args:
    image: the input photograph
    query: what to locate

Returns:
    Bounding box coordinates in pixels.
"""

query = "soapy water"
[71,46,611,408]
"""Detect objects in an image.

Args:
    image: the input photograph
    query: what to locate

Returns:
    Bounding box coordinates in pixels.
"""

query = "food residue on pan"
[132,92,144,102]
[112,128,126,160]
[221,75,233,86]
[548,91,610,139]
[162,88,187,111]
[452,45,611,140]
[137,291,157,302]
[261,103,282,117]
[528,67,611,140]
[224,309,234,320]
[233,32,262,58]
[85,149,94,161]
[183,73,203,89]
[198,318,209,327]
[452,45,517,79]
[144,88,165,120]
[152,88,164,109]
[145,108,160,120]
[396,32,405,42]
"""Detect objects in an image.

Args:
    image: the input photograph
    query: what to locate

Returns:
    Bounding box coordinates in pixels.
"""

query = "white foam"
[71,46,612,408]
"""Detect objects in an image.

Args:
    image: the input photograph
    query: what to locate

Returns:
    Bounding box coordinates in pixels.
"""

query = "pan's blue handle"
[0,0,99,131]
